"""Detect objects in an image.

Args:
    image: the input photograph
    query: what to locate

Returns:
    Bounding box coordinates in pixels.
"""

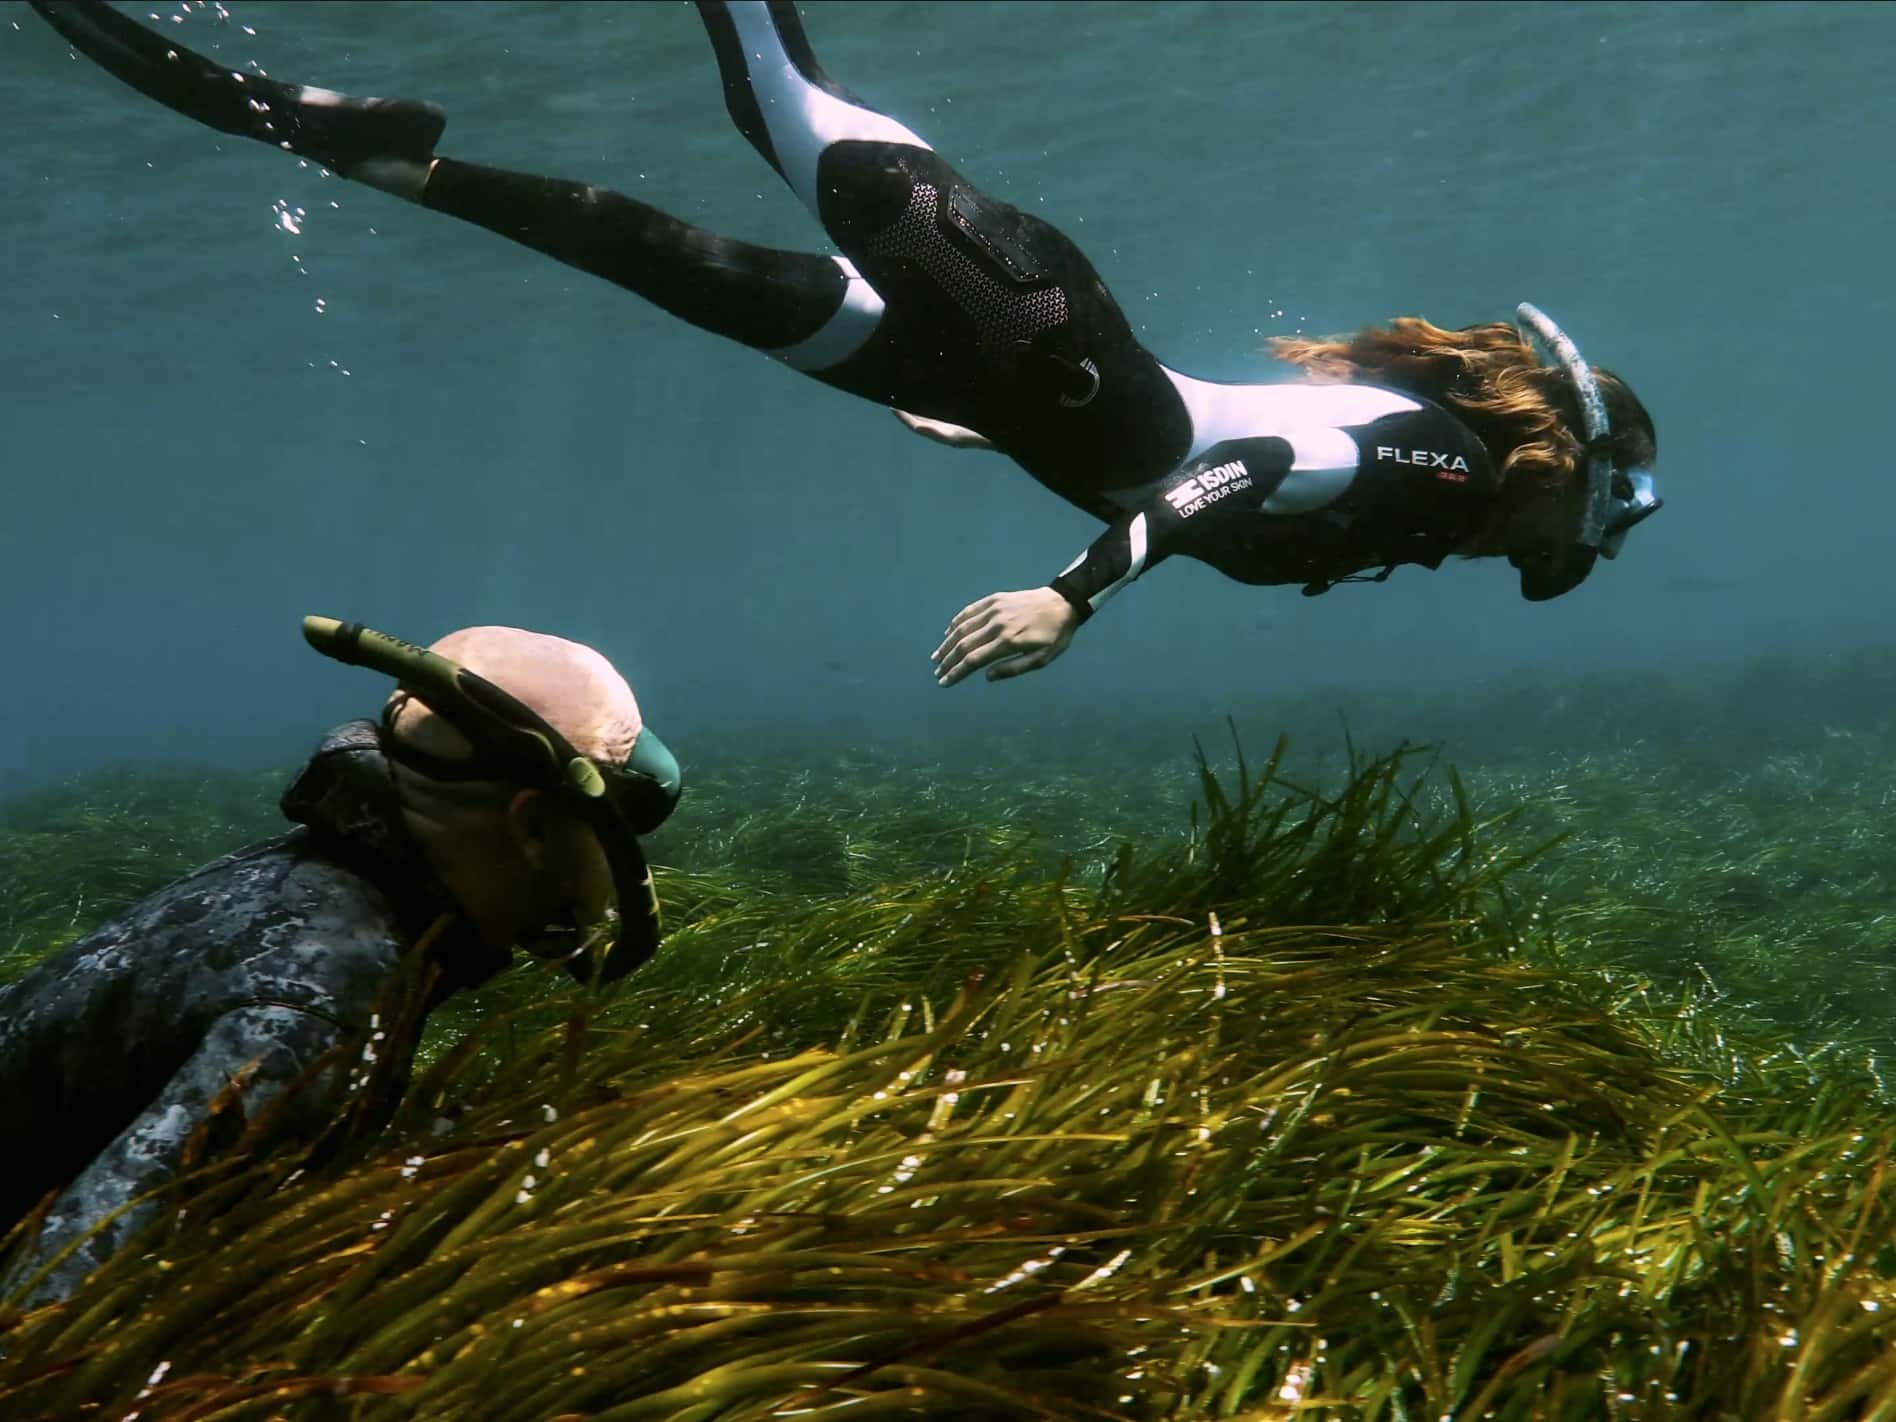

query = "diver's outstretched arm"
[932,434,1358,685]
[2,1003,342,1306]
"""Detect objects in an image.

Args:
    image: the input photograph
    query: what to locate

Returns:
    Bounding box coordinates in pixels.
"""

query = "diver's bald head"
[385,625,642,771]
[375,626,637,958]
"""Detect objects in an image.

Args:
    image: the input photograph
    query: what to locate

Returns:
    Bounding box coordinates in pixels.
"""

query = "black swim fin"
[31,1,445,174]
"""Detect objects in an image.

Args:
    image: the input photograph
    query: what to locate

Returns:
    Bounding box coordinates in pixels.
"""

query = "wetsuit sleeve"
[10,1004,346,1303]
[1047,437,1298,619]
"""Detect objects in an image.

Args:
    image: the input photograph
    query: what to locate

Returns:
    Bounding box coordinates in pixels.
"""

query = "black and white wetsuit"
[423,1,1501,612]
[34,0,1501,611]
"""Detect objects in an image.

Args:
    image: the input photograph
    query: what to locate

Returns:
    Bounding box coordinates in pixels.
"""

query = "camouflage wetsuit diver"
[29,1,1663,685]
[0,623,680,1304]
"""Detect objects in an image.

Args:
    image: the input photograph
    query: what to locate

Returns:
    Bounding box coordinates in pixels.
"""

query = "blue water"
[2,0,1892,786]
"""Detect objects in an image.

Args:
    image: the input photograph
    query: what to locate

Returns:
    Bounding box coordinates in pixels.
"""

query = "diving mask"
[1512,302,1665,599]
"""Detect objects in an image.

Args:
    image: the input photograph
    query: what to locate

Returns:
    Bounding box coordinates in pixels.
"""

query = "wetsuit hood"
[282,720,420,878]
[280,722,454,932]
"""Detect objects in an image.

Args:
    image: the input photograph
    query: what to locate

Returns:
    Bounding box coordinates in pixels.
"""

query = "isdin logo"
[1164,459,1252,518]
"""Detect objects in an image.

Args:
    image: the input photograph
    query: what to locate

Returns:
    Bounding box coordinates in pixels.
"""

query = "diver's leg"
[696,1,1182,447]
[31,1,445,185]
[697,0,935,219]
[418,161,885,365]
[29,0,887,370]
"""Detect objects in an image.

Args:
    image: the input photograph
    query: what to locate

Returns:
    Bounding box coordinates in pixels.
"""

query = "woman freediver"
[32,0,1663,685]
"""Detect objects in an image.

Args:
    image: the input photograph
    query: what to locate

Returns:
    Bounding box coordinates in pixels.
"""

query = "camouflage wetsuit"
[0,721,502,1303]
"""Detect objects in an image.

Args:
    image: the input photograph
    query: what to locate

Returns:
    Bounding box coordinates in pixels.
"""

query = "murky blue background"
[1,1,1889,790]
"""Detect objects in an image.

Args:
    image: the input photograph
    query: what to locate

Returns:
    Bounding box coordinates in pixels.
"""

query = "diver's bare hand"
[893,408,995,450]
[932,588,1080,686]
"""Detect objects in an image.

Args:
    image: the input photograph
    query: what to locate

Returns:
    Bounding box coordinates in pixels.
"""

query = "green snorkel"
[302,616,678,984]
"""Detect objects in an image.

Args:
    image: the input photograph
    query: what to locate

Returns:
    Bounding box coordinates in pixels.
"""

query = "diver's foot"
[32,1,446,190]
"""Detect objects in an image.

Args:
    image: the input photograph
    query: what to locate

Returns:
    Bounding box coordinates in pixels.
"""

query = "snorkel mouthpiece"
[301,615,664,983]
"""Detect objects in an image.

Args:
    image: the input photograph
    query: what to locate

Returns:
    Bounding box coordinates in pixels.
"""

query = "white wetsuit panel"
[724,2,933,216]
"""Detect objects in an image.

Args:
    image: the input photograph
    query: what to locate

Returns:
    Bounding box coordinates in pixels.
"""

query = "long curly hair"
[1270,318,1656,553]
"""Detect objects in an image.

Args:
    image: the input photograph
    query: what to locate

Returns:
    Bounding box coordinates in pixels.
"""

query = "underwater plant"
[0,767,283,983]
[5,724,1896,1418]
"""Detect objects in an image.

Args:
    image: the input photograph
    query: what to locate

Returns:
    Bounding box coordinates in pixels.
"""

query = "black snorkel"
[301,617,678,985]
[1511,303,1664,601]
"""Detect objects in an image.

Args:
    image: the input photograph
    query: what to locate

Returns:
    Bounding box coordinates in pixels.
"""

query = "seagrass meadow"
[5,655,1896,1419]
